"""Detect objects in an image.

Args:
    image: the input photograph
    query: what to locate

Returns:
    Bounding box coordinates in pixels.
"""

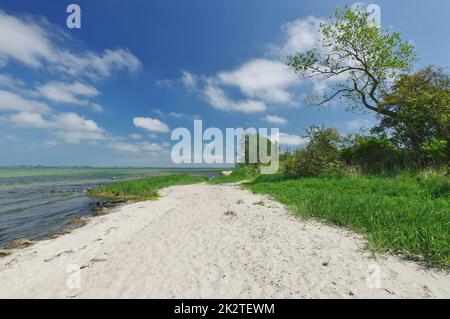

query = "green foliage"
[247,173,450,268]
[374,66,450,165]
[89,174,206,201]
[287,6,416,115]
[421,139,448,165]
[341,135,406,172]
[282,126,343,177]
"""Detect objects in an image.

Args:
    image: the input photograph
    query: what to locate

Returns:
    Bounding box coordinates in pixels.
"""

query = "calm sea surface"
[0,168,218,248]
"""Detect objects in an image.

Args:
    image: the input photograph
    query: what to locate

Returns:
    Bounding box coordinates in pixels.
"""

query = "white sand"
[0,183,448,299]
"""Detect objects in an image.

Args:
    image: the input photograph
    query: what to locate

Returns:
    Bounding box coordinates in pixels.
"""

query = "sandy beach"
[0,183,448,299]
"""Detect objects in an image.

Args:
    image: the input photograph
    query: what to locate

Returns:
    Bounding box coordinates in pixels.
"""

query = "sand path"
[0,183,448,298]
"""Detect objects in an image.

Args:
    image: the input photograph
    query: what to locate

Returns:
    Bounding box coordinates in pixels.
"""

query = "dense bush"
[421,138,448,167]
[341,135,406,172]
[374,66,450,166]
[282,126,343,177]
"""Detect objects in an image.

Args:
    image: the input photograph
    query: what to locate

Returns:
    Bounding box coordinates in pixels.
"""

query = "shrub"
[421,138,448,166]
[282,126,343,177]
[341,135,405,172]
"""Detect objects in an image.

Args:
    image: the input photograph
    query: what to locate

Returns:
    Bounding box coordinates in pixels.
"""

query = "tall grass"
[246,173,449,268]
[89,174,206,201]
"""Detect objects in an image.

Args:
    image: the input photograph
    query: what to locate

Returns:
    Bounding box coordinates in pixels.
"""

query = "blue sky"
[0,0,449,167]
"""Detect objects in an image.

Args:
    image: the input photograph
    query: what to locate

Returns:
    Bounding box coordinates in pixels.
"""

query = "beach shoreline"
[0,183,448,299]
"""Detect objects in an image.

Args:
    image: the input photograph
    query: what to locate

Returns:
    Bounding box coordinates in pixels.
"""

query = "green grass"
[209,165,259,184]
[246,173,450,269]
[89,174,207,201]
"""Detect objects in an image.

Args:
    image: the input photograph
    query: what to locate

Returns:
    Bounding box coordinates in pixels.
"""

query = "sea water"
[0,167,217,248]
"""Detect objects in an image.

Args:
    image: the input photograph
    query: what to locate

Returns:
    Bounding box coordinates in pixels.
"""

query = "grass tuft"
[89,174,206,201]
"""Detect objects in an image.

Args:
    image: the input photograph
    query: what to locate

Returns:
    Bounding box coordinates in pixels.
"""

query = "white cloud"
[262,115,288,125]
[90,103,104,113]
[180,15,329,114]
[108,140,167,154]
[217,59,298,104]
[187,59,297,114]
[5,110,106,143]
[0,89,50,113]
[204,80,266,113]
[54,49,142,80]
[272,132,309,146]
[8,112,50,128]
[51,112,106,143]
[0,11,142,80]
[53,112,101,131]
[181,70,197,89]
[37,81,100,105]
[133,117,170,133]
[0,11,52,68]
[140,142,165,152]
[273,16,323,57]
[0,74,25,89]
[36,81,104,113]
[182,18,320,113]
[108,141,141,153]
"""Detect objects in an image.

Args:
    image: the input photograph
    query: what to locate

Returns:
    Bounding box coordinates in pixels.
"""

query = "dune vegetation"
[89,174,206,201]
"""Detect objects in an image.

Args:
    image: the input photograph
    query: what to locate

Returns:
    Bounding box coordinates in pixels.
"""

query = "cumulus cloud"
[262,115,288,125]
[37,81,100,105]
[8,112,50,128]
[0,11,142,80]
[108,140,168,154]
[0,74,25,89]
[178,14,334,115]
[133,117,170,133]
[108,141,141,153]
[181,16,322,113]
[54,115,105,143]
[272,16,323,57]
[181,70,197,89]
[217,59,298,104]
[185,59,297,114]
[0,11,144,147]
[140,142,166,152]
[51,112,106,143]
[203,80,266,113]
[90,103,104,113]
[0,89,50,113]
[0,11,52,68]
[5,111,106,143]
[272,132,309,146]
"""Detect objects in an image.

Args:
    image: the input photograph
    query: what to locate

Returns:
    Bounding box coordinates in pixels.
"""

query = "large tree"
[373,66,450,164]
[287,6,417,117]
